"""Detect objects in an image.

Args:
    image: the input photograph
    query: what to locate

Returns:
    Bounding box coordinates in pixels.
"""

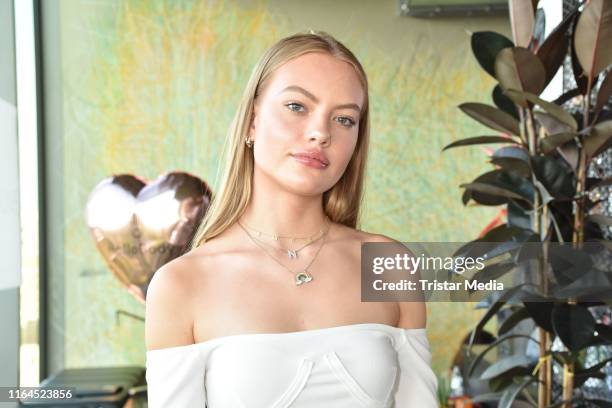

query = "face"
[248,52,365,196]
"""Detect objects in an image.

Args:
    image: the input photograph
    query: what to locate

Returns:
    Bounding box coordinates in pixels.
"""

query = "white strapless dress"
[145,323,439,407]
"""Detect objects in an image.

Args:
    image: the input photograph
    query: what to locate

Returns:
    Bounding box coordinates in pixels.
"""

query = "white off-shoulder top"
[145,323,439,407]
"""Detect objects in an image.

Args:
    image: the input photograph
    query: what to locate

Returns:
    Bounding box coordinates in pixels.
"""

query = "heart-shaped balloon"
[86,172,212,304]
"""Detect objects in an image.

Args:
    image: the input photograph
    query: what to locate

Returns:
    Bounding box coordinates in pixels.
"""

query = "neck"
[240,173,329,238]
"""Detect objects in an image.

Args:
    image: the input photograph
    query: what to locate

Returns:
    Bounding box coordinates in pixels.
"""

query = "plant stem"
[541,204,552,406]
[525,105,551,408]
[573,150,587,245]
[526,109,537,155]
[563,82,592,408]
[572,83,591,247]
[562,361,575,408]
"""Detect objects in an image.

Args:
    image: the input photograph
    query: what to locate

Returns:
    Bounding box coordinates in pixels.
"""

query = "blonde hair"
[189,31,370,249]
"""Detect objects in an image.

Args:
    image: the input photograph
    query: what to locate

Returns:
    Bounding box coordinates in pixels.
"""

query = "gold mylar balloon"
[85,172,212,304]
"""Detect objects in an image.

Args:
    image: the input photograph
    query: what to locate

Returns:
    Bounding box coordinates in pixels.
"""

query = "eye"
[286,102,305,113]
[336,116,356,128]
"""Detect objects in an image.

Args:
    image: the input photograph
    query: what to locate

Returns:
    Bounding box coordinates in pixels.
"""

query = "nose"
[305,128,331,147]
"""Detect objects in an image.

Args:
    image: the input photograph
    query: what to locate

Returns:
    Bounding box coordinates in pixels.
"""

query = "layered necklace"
[238,217,331,286]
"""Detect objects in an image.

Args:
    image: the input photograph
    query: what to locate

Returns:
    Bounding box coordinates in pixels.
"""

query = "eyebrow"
[278,85,362,113]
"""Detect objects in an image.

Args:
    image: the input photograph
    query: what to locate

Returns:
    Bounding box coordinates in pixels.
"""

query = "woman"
[145,31,438,407]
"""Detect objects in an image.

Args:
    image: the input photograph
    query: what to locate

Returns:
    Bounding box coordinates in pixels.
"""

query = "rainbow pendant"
[295,271,313,285]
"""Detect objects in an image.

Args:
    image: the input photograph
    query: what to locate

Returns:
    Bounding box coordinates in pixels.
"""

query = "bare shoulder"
[146,231,254,350]
[330,223,397,244]
[354,229,408,251]
[145,251,212,351]
[354,228,427,330]
[357,230,399,244]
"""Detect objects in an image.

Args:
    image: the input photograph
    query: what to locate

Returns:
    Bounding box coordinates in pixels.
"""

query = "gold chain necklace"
[239,217,329,259]
[244,228,326,259]
[238,220,330,285]
[239,219,328,242]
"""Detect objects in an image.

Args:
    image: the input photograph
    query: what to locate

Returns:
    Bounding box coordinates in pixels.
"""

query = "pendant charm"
[287,249,297,259]
[295,271,313,285]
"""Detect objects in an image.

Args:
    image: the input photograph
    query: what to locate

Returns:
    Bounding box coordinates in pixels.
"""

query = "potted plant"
[443,1,612,407]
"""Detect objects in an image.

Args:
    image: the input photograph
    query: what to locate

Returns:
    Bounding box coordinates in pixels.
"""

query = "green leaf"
[495,48,546,107]
[558,143,579,170]
[480,355,533,380]
[442,136,518,151]
[549,244,593,285]
[471,392,502,403]
[595,323,612,342]
[552,350,576,366]
[491,158,532,177]
[467,333,536,376]
[531,155,575,200]
[524,300,554,332]
[575,356,612,377]
[515,233,543,262]
[477,242,525,264]
[499,376,535,408]
[500,170,536,204]
[499,307,531,335]
[584,120,612,158]
[553,269,612,301]
[461,170,535,206]
[536,7,577,86]
[452,229,532,262]
[471,31,514,77]
[470,262,517,289]
[574,0,612,83]
[489,374,515,392]
[586,214,612,227]
[492,85,519,119]
[570,25,589,94]
[554,88,582,106]
[493,145,529,161]
[575,370,606,388]
[461,188,472,206]
[481,224,530,242]
[491,146,531,177]
[535,111,574,135]
[468,284,525,350]
[459,103,521,135]
[460,182,527,202]
[539,132,578,154]
[505,89,578,130]
[509,0,536,48]
[508,201,531,230]
[552,303,596,352]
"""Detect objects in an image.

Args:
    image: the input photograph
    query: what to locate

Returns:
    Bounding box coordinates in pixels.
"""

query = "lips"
[291,151,330,169]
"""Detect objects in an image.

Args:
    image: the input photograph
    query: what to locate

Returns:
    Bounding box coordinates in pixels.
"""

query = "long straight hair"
[189,31,370,249]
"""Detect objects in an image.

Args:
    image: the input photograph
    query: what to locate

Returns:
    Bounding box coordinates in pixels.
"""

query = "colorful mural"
[55,0,506,375]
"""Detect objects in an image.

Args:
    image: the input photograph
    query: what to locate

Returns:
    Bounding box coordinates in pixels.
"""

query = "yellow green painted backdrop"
[55,0,510,375]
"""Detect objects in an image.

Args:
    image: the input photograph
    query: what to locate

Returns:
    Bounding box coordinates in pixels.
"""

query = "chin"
[279,175,333,197]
